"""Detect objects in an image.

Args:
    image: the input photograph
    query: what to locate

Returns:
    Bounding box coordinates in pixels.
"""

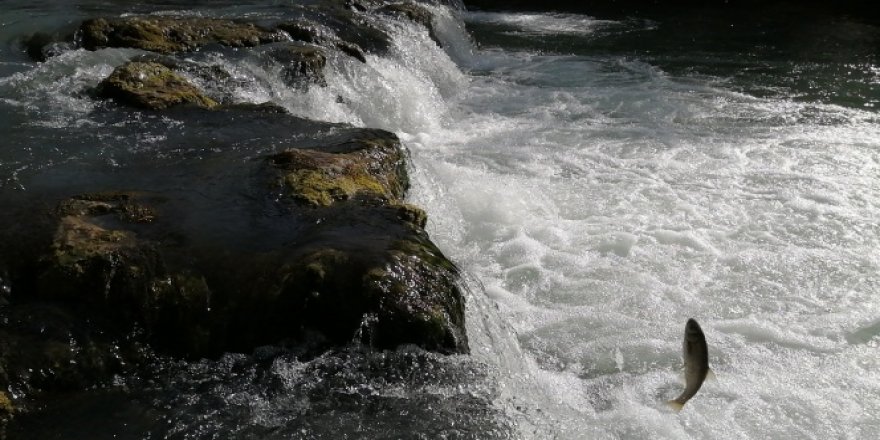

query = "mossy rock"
[34,192,217,357]
[280,238,467,354]
[97,61,218,110]
[270,131,408,206]
[0,390,11,438]
[80,16,286,53]
[362,237,467,353]
[128,54,234,101]
[389,202,428,229]
[379,3,434,29]
[0,390,11,416]
[38,194,162,307]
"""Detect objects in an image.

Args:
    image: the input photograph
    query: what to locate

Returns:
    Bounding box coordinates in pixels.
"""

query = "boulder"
[11,125,466,359]
[97,61,219,110]
[0,390,11,425]
[278,18,369,63]
[79,16,287,53]
[277,3,392,62]
[276,203,467,354]
[22,32,73,62]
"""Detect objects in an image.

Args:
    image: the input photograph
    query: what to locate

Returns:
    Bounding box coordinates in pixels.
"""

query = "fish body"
[667,318,711,412]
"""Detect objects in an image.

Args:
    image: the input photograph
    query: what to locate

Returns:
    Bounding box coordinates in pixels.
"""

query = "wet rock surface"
[261,43,329,87]
[270,130,407,206]
[80,16,287,53]
[0,110,466,423]
[98,61,219,110]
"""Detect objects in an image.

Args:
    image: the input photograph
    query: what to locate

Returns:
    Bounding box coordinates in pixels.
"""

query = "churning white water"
[306,7,880,440]
[4,3,878,438]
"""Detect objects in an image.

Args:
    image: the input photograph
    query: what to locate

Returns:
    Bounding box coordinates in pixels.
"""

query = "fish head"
[685,318,705,341]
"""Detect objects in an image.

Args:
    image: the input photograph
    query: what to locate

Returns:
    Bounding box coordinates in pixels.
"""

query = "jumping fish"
[667,318,712,412]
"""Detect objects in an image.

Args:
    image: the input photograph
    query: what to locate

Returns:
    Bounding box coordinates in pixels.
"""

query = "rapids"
[1,1,879,438]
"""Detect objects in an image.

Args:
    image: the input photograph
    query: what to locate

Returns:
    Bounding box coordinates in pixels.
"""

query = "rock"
[378,2,442,46]
[97,61,219,110]
[280,208,467,354]
[0,391,10,439]
[22,33,57,62]
[0,390,11,419]
[0,304,138,396]
[278,18,369,63]
[269,130,407,206]
[79,16,287,53]
[18,130,465,355]
[0,116,467,418]
[262,43,328,87]
[277,4,392,62]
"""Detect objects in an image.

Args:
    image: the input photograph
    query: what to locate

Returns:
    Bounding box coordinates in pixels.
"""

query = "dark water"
[466,7,880,109]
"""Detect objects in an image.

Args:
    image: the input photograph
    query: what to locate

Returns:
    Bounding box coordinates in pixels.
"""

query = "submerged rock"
[262,43,328,87]
[80,16,286,53]
[21,32,73,62]
[378,2,442,45]
[97,61,219,110]
[0,391,11,429]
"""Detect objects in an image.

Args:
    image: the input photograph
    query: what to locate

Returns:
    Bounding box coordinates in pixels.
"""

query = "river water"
[2,1,879,439]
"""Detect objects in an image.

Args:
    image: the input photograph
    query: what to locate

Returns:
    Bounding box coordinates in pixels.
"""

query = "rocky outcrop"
[80,16,286,53]
[2,1,467,429]
[0,391,11,436]
[2,124,467,361]
[72,1,438,64]
[97,61,219,110]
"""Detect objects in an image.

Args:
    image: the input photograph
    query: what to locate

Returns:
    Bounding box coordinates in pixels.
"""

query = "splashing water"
[2,2,880,439]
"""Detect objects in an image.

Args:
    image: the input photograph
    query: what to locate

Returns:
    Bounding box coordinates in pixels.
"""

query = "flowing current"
[2,2,880,439]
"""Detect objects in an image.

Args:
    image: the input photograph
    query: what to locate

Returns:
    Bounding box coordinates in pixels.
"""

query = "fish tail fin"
[705,368,717,382]
[666,400,685,412]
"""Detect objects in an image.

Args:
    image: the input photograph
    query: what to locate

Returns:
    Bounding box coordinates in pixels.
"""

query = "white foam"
[401,8,880,439]
[467,11,622,37]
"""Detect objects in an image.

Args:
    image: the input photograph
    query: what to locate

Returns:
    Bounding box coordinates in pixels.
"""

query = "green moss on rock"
[389,202,428,228]
[98,61,218,110]
[0,391,12,415]
[270,132,408,206]
[284,168,387,206]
